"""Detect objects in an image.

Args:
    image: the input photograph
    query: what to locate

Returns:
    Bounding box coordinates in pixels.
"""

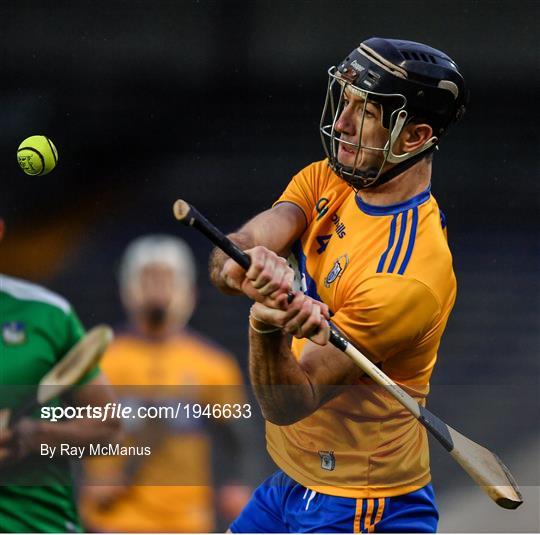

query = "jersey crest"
[2,321,27,345]
[319,450,336,471]
[324,254,349,288]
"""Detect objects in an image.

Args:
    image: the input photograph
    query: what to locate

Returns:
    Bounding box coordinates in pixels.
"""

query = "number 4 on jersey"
[316,234,332,254]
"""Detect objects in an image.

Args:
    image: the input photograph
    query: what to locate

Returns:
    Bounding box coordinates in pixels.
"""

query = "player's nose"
[335,105,355,135]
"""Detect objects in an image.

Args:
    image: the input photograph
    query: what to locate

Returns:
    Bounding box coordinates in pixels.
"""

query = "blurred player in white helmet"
[80,234,250,532]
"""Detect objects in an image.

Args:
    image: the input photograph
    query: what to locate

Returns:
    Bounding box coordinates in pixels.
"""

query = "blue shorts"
[230,470,438,533]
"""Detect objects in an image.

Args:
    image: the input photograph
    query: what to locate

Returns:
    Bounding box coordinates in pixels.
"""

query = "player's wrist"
[249,309,281,335]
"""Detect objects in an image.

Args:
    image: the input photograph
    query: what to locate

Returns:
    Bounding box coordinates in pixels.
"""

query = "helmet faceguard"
[320,38,468,189]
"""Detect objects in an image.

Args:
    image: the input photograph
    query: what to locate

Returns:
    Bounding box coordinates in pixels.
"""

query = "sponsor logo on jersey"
[2,321,27,345]
[319,450,336,471]
[324,254,349,288]
[316,197,330,220]
[331,212,346,238]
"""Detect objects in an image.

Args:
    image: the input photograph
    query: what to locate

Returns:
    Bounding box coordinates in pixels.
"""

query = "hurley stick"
[173,198,522,509]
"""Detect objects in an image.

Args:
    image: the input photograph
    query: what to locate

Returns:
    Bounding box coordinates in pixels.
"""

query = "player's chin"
[337,145,359,167]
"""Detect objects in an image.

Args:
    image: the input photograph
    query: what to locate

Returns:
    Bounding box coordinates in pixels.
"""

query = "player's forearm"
[249,328,318,426]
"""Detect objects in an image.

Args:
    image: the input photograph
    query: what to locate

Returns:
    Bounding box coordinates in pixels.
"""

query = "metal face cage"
[320,67,435,189]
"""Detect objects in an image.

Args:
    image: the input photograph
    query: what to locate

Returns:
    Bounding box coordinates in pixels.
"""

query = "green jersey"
[0,274,96,533]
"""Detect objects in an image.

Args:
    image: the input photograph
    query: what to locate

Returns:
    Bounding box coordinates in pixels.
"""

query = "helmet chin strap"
[368,145,436,188]
[385,110,438,164]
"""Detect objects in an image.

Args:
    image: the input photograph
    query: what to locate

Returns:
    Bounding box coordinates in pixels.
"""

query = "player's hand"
[221,257,247,293]
[222,246,294,309]
[251,293,330,346]
[243,246,294,308]
[0,409,12,465]
[0,408,9,434]
[0,415,40,465]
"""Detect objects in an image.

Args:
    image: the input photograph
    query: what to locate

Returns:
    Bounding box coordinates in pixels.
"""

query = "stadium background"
[0,1,538,531]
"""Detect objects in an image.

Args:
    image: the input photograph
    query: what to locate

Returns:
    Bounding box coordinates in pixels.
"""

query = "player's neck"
[133,319,183,341]
[356,158,432,207]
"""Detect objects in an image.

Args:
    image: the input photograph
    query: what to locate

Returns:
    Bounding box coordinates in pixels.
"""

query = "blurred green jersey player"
[0,218,119,533]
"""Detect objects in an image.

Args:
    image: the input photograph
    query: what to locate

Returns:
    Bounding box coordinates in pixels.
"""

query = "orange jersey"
[80,330,244,533]
[266,159,456,498]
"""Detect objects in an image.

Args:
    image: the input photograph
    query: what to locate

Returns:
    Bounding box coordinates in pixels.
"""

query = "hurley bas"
[41,443,152,459]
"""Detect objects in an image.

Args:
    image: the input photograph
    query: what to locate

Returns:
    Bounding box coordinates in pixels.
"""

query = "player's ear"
[400,122,434,154]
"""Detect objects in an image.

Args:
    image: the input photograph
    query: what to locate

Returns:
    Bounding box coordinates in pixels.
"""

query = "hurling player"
[211,37,467,533]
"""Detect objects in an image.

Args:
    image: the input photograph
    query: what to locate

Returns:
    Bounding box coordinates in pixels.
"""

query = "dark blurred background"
[0,0,538,531]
